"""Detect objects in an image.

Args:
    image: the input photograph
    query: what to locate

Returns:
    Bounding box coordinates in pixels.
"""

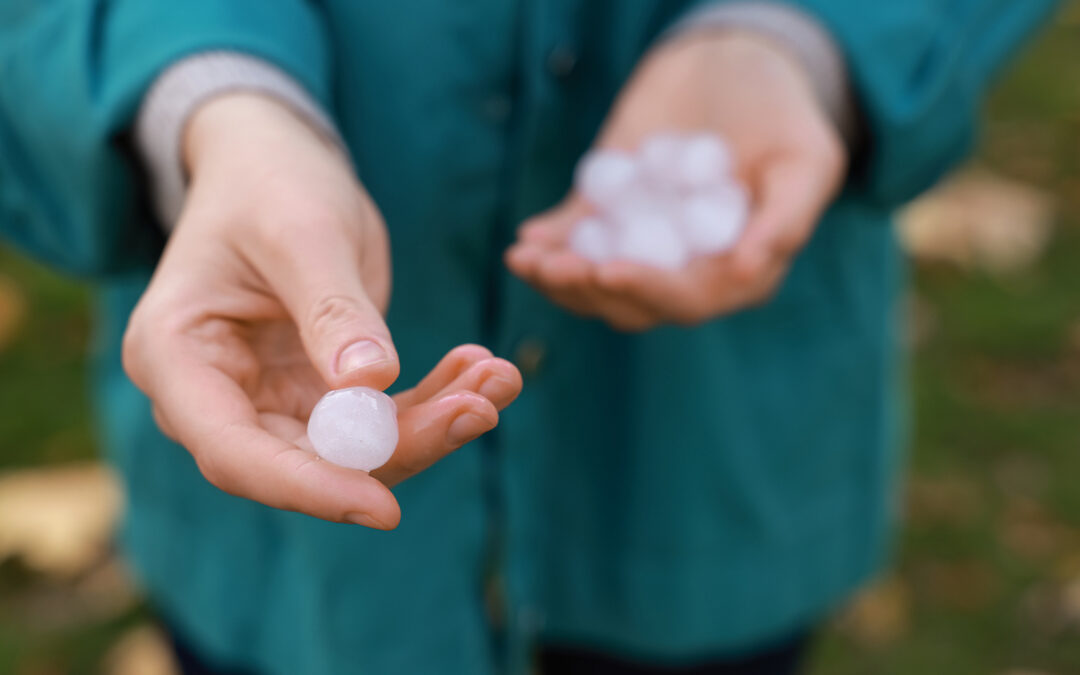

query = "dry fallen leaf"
[999,497,1072,562]
[834,575,911,647]
[0,274,27,352]
[899,167,1055,274]
[74,555,141,617]
[104,624,180,675]
[905,473,984,529]
[0,462,123,577]
[1058,577,1080,627]
[911,559,999,611]
[1068,320,1080,356]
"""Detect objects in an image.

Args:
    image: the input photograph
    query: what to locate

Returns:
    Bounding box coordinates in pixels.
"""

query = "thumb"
[302,291,400,391]
[263,230,400,391]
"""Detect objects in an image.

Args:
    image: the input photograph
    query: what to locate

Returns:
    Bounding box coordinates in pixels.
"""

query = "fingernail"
[479,375,512,401]
[447,413,491,446]
[345,512,388,529]
[336,340,389,375]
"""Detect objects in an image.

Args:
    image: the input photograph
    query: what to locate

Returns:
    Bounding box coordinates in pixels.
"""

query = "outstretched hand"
[507,31,847,331]
[123,94,521,529]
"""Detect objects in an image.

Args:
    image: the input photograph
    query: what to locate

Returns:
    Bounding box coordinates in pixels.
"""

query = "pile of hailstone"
[570,132,749,270]
[307,387,398,471]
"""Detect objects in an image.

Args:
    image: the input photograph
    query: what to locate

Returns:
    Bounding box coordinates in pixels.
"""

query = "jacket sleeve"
[794,0,1059,206]
[0,1,334,278]
[665,0,1058,207]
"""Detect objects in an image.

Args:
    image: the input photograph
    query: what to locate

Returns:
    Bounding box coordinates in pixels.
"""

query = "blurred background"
[1,5,1079,674]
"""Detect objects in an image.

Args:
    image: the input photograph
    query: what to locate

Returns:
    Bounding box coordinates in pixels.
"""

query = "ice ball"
[575,150,638,210]
[306,387,399,471]
[569,216,615,263]
[676,134,731,189]
[638,133,685,188]
[614,215,689,270]
[678,184,749,255]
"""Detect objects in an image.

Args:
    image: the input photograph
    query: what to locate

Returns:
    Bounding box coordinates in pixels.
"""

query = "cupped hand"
[506,31,848,331]
[122,94,521,529]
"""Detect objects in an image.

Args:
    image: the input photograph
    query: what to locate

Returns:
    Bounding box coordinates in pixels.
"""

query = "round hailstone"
[637,133,686,189]
[575,150,639,210]
[569,216,615,264]
[677,133,732,190]
[606,189,677,231]
[613,214,689,270]
[306,387,399,471]
[678,183,750,255]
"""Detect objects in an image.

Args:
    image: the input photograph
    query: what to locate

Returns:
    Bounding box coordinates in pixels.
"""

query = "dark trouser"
[537,631,811,675]
[171,629,811,675]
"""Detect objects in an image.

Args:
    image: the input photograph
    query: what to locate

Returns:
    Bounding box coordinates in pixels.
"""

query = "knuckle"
[150,406,175,440]
[194,452,230,492]
[809,132,847,179]
[391,449,428,478]
[772,232,805,258]
[306,294,363,337]
[121,304,160,388]
[120,322,143,383]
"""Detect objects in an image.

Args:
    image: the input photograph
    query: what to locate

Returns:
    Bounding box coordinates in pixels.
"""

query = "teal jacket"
[0,2,1055,673]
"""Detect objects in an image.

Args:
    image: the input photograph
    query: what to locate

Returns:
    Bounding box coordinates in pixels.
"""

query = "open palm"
[123,93,521,529]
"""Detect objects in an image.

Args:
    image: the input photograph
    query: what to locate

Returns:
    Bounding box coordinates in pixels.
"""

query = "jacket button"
[547,45,577,78]
[513,339,546,377]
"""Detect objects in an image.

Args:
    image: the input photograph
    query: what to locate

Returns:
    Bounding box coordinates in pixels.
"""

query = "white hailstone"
[569,216,615,264]
[605,189,676,230]
[575,149,639,210]
[676,133,732,190]
[678,183,750,255]
[306,387,399,472]
[637,132,686,189]
[613,213,689,270]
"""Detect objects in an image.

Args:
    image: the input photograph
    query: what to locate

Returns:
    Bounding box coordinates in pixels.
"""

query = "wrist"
[183,92,339,178]
[686,30,844,156]
[677,29,816,90]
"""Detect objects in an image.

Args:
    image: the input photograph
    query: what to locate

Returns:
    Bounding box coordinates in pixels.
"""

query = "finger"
[538,253,661,329]
[595,260,710,324]
[509,240,665,327]
[592,292,661,332]
[507,238,601,315]
[593,156,836,321]
[534,250,605,315]
[149,347,402,528]
[371,391,499,487]
[506,195,593,280]
[730,157,833,282]
[510,193,670,328]
[595,253,787,324]
[150,404,177,441]
[392,344,494,409]
[417,357,522,411]
[253,223,400,392]
[518,194,593,245]
[504,240,548,285]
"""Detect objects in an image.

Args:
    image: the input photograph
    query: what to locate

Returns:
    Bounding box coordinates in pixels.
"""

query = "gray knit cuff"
[135,51,344,230]
[667,1,859,149]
